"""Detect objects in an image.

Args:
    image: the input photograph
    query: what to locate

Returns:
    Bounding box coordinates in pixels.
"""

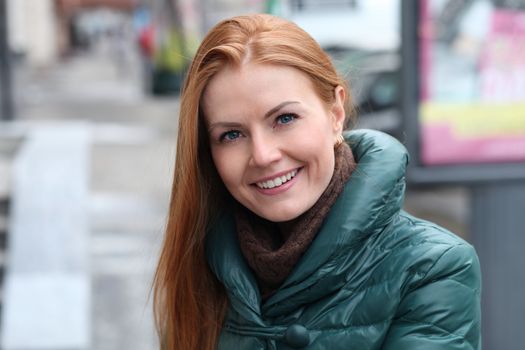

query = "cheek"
[211,148,243,188]
[296,123,335,158]
[297,129,336,180]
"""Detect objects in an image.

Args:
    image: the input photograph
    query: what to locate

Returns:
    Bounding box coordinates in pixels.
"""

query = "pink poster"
[420,3,525,165]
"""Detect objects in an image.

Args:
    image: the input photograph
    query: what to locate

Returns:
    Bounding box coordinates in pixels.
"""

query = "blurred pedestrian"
[153,14,481,350]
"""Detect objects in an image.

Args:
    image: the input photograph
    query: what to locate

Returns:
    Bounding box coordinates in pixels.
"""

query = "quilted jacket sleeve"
[382,243,481,350]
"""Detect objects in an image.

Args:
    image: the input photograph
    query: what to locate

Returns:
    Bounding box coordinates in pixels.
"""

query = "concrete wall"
[7,0,58,67]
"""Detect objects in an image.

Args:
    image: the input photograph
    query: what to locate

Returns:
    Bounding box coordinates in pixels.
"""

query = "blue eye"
[220,130,241,142]
[277,113,296,125]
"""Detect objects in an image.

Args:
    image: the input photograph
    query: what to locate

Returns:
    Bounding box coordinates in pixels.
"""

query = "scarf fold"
[235,143,355,299]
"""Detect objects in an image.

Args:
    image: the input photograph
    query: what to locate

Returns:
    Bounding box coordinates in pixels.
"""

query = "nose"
[249,133,282,167]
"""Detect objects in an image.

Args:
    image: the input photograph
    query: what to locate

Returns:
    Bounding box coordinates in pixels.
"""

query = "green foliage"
[154,28,187,72]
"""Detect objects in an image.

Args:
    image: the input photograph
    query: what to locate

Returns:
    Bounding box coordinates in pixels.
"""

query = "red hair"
[152,13,354,350]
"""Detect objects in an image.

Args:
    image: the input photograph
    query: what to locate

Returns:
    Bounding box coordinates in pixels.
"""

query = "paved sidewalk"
[5,47,179,349]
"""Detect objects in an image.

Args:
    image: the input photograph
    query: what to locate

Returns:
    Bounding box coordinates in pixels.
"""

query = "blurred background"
[0,0,523,349]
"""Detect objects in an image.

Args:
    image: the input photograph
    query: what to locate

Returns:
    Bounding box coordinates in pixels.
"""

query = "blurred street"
[0,1,477,348]
[2,43,180,348]
[2,1,525,348]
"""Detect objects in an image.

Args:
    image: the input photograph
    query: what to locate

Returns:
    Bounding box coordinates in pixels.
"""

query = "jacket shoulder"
[380,211,481,349]
[386,211,481,297]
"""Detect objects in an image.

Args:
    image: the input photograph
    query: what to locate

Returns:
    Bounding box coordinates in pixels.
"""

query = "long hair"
[152,13,354,350]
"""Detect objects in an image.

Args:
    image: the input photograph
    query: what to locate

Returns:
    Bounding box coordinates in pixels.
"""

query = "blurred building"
[7,0,58,67]
[5,0,136,67]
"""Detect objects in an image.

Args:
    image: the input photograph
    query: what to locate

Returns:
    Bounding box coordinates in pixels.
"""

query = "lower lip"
[253,169,301,196]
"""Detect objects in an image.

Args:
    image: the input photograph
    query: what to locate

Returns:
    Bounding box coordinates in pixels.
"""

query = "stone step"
[90,193,168,233]
[1,124,91,350]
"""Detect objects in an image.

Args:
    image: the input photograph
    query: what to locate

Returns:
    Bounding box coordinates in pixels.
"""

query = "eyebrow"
[264,101,300,119]
[207,101,300,132]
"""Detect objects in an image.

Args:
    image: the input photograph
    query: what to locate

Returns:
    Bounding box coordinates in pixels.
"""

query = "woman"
[153,14,481,350]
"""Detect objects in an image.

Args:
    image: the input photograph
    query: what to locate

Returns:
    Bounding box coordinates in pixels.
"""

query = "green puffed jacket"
[206,129,481,349]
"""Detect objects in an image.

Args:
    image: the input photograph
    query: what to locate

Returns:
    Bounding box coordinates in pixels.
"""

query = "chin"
[255,206,304,223]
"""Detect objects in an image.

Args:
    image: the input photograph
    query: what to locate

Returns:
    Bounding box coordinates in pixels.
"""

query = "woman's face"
[202,62,345,222]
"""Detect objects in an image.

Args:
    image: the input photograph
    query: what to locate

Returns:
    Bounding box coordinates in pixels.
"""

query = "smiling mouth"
[255,169,300,189]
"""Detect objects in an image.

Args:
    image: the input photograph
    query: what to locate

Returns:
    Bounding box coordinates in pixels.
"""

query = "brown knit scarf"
[235,143,356,299]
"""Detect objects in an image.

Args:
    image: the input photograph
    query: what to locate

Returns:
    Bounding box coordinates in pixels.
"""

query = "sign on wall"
[419,0,525,165]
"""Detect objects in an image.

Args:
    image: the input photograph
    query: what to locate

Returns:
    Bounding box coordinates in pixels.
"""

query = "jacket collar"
[206,129,409,321]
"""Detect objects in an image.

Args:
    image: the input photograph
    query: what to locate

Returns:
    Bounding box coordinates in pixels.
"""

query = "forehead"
[201,62,320,121]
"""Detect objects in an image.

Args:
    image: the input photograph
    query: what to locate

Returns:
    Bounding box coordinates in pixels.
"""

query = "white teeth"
[256,169,298,189]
